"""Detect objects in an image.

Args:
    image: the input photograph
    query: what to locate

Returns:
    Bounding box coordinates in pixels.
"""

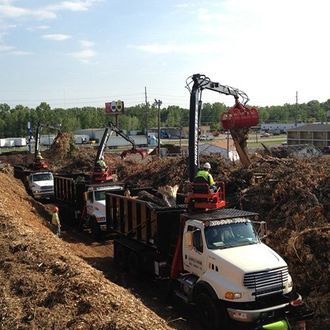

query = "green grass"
[247,134,287,148]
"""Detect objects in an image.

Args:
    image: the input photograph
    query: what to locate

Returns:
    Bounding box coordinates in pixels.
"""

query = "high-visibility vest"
[196,169,215,185]
[52,212,60,226]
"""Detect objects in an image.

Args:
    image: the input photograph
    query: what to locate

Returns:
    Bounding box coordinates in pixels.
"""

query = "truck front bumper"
[227,302,289,323]
[32,191,54,199]
[226,292,313,326]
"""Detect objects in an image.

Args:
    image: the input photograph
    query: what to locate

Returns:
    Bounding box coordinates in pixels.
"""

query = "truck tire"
[90,217,101,240]
[196,291,228,330]
[114,243,128,270]
[128,251,141,277]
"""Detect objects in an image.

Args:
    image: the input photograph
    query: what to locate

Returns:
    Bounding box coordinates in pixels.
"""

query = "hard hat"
[203,162,211,170]
[53,206,59,213]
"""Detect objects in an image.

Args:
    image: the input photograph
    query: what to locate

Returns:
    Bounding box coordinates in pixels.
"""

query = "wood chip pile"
[0,171,171,330]
[0,147,329,328]
[238,155,330,328]
[114,154,330,328]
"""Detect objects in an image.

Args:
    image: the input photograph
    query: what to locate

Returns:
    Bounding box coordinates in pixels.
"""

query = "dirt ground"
[0,142,329,329]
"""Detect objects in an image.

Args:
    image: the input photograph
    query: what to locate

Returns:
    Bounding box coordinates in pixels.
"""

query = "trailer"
[54,174,123,237]
[106,191,312,330]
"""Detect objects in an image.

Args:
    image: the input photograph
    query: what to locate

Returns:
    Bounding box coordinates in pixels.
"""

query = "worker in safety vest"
[96,156,107,172]
[51,206,61,237]
[195,162,217,192]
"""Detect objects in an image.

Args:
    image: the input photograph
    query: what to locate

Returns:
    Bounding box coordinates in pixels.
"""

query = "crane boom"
[34,122,61,160]
[187,73,259,181]
[94,122,139,165]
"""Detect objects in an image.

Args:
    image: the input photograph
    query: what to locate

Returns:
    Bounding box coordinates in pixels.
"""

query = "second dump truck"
[54,174,122,236]
[105,190,312,330]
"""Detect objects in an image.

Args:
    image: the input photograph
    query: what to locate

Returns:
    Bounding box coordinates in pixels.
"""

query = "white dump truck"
[53,174,123,237]
[106,190,312,330]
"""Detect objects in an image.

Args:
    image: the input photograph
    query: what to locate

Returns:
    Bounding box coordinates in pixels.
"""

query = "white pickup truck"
[26,171,54,199]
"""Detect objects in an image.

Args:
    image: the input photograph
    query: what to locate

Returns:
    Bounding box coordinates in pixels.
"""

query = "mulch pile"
[0,169,170,330]
[1,140,329,329]
[111,153,330,329]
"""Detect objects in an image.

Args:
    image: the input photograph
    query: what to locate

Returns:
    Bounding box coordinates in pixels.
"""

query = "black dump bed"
[54,174,123,210]
[106,190,186,255]
[53,174,87,209]
[13,164,49,180]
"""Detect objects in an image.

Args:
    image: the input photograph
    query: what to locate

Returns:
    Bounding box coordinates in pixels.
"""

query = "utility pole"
[295,91,298,126]
[145,87,148,139]
[154,99,162,157]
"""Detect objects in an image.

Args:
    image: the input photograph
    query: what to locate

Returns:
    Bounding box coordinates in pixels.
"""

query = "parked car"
[260,132,271,137]
[199,134,214,141]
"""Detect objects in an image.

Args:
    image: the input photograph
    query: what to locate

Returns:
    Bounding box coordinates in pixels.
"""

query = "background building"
[287,124,330,149]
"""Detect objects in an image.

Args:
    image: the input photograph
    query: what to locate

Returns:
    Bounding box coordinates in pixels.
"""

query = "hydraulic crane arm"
[95,122,141,165]
[188,74,250,105]
[95,126,113,165]
[108,122,137,149]
[187,73,258,181]
[34,122,61,160]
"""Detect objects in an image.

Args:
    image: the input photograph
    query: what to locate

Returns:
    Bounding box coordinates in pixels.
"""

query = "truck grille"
[41,186,53,192]
[243,266,288,297]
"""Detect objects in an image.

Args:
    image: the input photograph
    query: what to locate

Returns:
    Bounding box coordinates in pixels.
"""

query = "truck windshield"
[32,173,52,181]
[204,222,259,250]
[94,191,106,201]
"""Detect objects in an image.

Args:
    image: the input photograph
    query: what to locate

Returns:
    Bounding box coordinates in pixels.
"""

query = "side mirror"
[184,231,193,248]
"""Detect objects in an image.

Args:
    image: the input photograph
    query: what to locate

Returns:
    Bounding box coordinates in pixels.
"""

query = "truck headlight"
[285,275,293,289]
[225,291,242,300]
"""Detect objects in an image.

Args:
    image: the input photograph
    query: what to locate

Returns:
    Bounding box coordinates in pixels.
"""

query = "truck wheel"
[114,244,128,270]
[90,217,101,240]
[128,251,141,277]
[196,292,228,330]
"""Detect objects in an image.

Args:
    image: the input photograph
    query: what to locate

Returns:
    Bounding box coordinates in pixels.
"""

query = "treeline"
[0,99,329,137]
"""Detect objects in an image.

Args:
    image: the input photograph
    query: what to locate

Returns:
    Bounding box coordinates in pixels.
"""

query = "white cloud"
[131,42,222,55]
[0,4,56,19]
[0,42,13,52]
[71,48,96,62]
[26,25,50,31]
[0,4,30,18]
[10,50,32,55]
[42,33,71,41]
[0,37,32,55]
[47,0,103,12]
[70,39,96,63]
[0,0,102,21]
[0,22,16,30]
[80,40,94,48]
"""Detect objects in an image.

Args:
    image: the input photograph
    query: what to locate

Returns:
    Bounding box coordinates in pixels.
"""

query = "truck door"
[183,224,206,277]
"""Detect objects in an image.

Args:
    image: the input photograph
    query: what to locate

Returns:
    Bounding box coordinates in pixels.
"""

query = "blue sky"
[0,0,329,109]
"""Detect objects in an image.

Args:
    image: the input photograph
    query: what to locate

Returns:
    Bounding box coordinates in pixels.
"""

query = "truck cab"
[85,184,123,235]
[181,214,293,325]
[27,171,54,199]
